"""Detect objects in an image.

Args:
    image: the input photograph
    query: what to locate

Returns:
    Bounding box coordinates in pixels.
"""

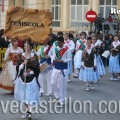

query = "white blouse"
[112,41,120,48]
[4,47,23,61]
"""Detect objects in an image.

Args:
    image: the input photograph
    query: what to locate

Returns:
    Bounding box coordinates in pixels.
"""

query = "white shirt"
[19,52,35,75]
[96,39,103,46]
[37,45,53,58]
[52,44,72,63]
[112,41,120,48]
[4,47,23,61]
[64,39,75,53]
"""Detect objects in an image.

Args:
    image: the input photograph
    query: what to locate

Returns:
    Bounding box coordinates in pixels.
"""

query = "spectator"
[94,14,102,33]
[57,31,63,37]
[74,33,80,44]
[0,32,10,48]
[95,30,100,38]
[101,35,113,67]
[100,41,109,67]
[69,30,74,40]
[108,34,114,47]
[118,32,120,41]
[89,31,95,37]
[104,36,110,50]
[18,39,24,49]
[50,33,58,44]
[81,31,87,38]
[108,14,113,22]
[96,33,103,46]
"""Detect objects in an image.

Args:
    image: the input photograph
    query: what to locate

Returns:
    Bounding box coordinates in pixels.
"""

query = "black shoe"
[21,111,32,119]
[39,93,44,96]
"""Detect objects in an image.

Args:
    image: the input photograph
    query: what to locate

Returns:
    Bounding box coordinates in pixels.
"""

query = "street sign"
[86,10,97,22]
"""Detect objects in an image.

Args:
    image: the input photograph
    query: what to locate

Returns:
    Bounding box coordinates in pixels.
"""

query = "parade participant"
[37,39,53,96]
[0,37,23,94]
[53,31,63,48]
[79,38,99,91]
[100,42,107,67]
[96,33,103,46]
[109,35,120,80]
[73,32,86,78]
[51,36,72,105]
[64,33,75,81]
[92,37,105,78]
[101,36,111,67]
[69,30,74,40]
[73,33,81,44]
[91,36,98,47]
[14,40,40,118]
[76,32,87,50]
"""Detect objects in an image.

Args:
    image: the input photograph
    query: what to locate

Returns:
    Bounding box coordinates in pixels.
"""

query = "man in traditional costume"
[64,33,75,81]
[51,36,72,105]
[37,40,53,96]
[73,32,86,78]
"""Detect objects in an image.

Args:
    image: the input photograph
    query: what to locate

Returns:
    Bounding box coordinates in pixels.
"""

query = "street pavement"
[0,69,120,120]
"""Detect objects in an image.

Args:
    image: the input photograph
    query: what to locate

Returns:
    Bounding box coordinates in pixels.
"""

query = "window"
[106,0,111,5]
[70,0,89,27]
[100,0,105,5]
[52,0,61,27]
[22,0,25,7]
[71,0,76,5]
[112,0,117,5]
[14,0,15,5]
[99,0,117,19]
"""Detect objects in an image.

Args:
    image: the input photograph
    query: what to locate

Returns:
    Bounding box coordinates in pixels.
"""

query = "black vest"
[111,44,120,57]
[83,48,95,67]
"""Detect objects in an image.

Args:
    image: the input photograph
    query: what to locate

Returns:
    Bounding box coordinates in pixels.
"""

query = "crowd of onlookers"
[94,13,119,33]
[0,28,120,67]
[51,30,120,67]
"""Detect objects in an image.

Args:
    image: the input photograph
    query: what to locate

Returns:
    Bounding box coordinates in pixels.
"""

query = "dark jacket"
[0,38,10,48]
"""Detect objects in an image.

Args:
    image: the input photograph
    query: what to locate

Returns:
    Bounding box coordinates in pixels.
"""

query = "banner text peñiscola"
[10,21,44,27]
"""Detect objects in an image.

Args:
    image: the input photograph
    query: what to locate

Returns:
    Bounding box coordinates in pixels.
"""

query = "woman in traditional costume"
[79,39,99,91]
[0,37,23,94]
[14,40,40,118]
[109,35,120,80]
[92,37,106,78]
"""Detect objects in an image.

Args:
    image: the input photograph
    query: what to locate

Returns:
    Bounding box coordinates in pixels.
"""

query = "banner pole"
[24,40,27,103]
